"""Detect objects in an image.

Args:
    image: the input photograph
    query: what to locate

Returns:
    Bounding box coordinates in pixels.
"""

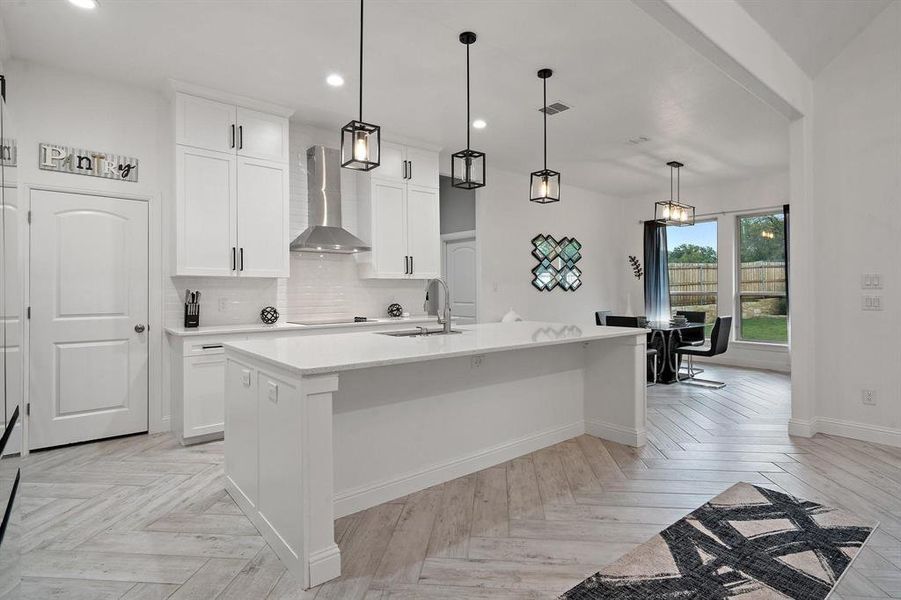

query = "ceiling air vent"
[538,102,571,115]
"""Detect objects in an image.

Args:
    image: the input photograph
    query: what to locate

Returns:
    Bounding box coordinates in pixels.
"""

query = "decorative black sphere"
[260,306,279,325]
[387,303,403,318]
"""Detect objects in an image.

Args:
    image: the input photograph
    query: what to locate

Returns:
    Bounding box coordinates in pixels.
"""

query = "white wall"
[622,171,792,372]
[810,1,901,443]
[476,167,626,324]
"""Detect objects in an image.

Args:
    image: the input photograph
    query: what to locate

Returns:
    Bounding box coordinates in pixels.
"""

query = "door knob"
[134,324,146,333]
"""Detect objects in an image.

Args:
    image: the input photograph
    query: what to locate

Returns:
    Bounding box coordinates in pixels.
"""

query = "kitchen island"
[222,321,647,588]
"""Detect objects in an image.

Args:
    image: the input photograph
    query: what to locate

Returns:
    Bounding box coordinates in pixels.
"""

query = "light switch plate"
[862,273,883,289]
[267,381,279,403]
[241,369,251,387]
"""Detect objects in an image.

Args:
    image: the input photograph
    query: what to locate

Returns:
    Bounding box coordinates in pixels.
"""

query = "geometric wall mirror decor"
[531,234,582,291]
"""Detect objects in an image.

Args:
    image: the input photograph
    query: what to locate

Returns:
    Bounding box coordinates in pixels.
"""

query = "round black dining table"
[646,321,706,384]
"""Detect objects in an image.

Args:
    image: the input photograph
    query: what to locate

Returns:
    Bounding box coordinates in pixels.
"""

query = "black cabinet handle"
[231,124,236,149]
[232,247,236,271]
[410,255,413,275]
[408,161,412,181]
[238,125,243,150]
[404,256,409,274]
[402,161,407,180]
[240,248,244,271]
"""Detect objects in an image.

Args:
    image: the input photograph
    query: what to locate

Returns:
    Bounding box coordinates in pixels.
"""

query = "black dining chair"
[676,316,732,388]
[601,316,661,385]
[594,310,612,326]
[676,311,707,347]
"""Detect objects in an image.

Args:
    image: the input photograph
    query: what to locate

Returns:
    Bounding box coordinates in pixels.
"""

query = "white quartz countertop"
[223,321,645,375]
[165,315,443,337]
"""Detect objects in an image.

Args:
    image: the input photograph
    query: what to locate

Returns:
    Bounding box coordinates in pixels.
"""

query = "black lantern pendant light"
[530,69,560,204]
[654,161,695,226]
[341,0,380,171]
[451,31,486,189]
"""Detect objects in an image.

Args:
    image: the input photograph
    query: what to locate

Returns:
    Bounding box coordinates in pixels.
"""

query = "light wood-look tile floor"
[19,365,901,599]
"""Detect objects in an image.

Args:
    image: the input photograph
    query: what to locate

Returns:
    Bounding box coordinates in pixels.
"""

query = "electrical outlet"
[471,355,484,369]
[219,297,229,312]
[267,381,279,403]
[862,295,883,311]
[862,389,876,406]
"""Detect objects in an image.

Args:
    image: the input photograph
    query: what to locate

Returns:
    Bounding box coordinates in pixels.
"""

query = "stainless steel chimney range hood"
[290,145,372,254]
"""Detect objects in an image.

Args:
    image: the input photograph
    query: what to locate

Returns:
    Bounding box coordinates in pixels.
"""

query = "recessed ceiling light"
[68,0,99,9]
[472,119,487,129]
[326,74,345,87]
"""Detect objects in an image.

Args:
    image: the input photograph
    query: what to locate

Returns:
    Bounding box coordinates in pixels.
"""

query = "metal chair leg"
[647,353,658,387]
[678,355,727,388]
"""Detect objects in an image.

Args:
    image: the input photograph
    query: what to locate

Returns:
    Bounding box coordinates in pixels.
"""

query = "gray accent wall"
[439,175,476,234]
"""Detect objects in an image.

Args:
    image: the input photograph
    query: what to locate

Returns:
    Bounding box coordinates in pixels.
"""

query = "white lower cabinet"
[169,321,442,444]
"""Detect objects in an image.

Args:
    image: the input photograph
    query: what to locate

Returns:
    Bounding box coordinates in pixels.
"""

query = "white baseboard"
[695,355,790,373]
[585,418,646,447]
[788,418,817,438]
[816,418,901,448]
[788,417,900,448]
[333,420,585,518]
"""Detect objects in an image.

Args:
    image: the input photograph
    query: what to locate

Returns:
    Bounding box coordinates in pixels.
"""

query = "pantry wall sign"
[39,143,139,182]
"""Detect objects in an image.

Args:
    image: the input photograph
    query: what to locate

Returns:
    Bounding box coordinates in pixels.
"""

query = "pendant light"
[340,0,380,171]
[530,69,560,204]
[451,32,486,189]
[654,161,695,226]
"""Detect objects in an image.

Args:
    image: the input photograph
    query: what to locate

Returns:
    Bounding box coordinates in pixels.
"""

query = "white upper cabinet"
[175,94,237,154]
[405,146,440,189]
[357,144,441,279]
[172,89,292,277]
[378,142,407,182]
[236,107,289,162]
[236,157,289,277]
[175,145,237,277]
[405,186,440,279]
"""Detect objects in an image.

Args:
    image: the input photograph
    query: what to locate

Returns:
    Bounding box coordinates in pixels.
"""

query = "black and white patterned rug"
[559,482,876,600]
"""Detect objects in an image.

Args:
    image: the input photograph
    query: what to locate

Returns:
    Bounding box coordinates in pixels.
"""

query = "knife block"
[184,303,200,328]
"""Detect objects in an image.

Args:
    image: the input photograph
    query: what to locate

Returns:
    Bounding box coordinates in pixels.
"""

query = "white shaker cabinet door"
[236,157,289,278]
[405,186,440,279]
[370,179,408,278]
[377,142,407,182]
[183,355,226,438]
[237,107,289,163]
[405,146,440,189]
[175,93,237,154]
[176,146,237,276]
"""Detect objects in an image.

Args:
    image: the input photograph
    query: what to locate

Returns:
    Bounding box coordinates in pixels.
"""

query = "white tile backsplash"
[165,120,428,329]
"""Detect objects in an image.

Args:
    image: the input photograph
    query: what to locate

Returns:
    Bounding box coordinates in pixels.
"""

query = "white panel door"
[1,186,21,438]
[405,147,439,189]
[378,142,406,182]
[444,237,477,324]
[237,157,289,277]
[370,179,408,278]
[237,107,289,163]
[29,190,148,450]
[406,186,440,279]
[175,93,237,154]
[176,145,237,276]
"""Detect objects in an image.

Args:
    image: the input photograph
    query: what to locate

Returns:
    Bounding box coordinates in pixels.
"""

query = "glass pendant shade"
[451,149,485,189]
[341,120,380,171]
[451,31,486,189]
[654,160,694,226]
[530,169,560,203]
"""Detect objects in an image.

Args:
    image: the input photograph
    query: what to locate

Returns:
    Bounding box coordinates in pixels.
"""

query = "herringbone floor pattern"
[18,365,901,599]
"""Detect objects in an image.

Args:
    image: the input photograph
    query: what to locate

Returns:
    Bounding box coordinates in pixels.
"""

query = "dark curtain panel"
[783,204,790,309]
[643,221,670,322]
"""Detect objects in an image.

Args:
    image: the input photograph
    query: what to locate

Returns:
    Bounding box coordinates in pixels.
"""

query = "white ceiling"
[736,0,892,78]
[1,0,791,197]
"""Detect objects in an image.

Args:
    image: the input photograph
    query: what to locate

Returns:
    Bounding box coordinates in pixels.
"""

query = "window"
[667,220,717,337]
[737,211,787,343]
